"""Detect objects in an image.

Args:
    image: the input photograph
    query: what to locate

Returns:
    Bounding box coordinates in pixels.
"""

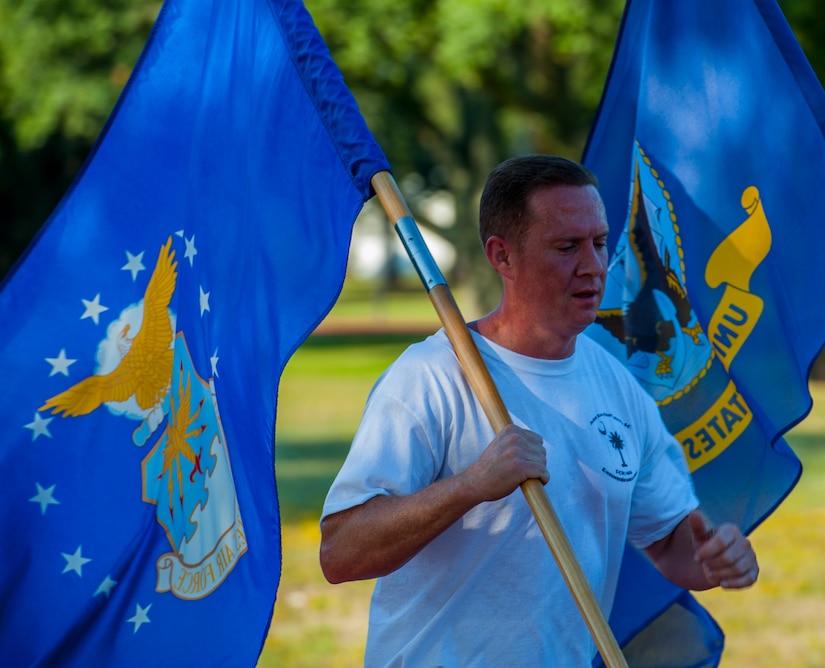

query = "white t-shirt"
[322,329,698,667]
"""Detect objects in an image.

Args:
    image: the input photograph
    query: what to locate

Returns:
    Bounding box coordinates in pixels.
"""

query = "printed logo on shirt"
[589,412,638,483]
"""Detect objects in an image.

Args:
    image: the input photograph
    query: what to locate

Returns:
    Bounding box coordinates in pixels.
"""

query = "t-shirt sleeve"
[321,366,445,521]
[626,393,700,549]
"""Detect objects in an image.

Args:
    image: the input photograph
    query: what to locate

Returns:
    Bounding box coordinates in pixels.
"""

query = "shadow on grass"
[275,438,352,523]
[272,432,825,523]
[302,332,428,348]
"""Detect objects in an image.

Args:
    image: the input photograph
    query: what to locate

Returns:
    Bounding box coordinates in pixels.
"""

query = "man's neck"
[469,309,578,360]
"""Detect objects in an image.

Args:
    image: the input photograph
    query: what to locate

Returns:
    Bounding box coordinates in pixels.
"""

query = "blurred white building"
[348,186,457,280]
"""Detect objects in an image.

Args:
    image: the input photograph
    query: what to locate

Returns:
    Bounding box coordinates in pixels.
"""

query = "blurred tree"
[781,0,825,72]
[0,0,823,304]
[306,0,625,310]
[0,0,160,278]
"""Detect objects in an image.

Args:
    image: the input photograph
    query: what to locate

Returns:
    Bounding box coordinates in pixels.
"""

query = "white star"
[127,603,152,633]
[210,348,220,378]
[45,349,77,377]
[24,412,53,441]
[122,251,145,281]
[94,575,118,598]
[184,235,198,267]
[81,294,108,325]
[61,546,92,577]
[199,285,210,316]
[30,483,60,515]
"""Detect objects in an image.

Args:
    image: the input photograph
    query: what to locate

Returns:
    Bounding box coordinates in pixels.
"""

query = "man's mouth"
[573,289,600,300]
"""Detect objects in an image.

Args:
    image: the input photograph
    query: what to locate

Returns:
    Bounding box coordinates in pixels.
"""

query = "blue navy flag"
[0,0,388,665]
[583,0,825,665]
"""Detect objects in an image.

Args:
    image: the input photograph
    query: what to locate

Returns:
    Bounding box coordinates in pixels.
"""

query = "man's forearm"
[644,519,714,591]
[319,472,482,584]
[320,424,550,583]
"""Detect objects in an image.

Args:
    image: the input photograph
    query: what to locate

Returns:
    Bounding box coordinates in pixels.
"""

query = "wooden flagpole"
[371,170,628,668]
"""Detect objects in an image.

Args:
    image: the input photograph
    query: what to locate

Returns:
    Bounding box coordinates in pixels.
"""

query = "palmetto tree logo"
[609,431,628,468]
[593,415,637,482]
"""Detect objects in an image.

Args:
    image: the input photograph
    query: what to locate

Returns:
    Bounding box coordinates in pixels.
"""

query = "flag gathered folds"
[583,0,825,665]
[0,0,388,664]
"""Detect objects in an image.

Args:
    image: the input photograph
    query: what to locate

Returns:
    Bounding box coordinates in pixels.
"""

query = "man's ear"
[484,235,515,279]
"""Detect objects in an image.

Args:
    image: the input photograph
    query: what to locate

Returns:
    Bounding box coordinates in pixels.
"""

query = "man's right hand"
[466,424,549,502]
[320,424,548,584]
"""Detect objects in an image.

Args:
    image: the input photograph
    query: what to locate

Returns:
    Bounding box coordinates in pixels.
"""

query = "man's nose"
[578,243,607,276]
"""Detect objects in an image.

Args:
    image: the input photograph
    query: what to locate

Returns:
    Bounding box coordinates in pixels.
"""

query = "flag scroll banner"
[0,0,389,665]
[583,0,825,665]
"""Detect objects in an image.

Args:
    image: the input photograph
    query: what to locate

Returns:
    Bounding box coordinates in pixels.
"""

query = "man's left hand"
[689,510,759,589]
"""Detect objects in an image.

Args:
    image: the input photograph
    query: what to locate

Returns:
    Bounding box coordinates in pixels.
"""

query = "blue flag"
[583,0,825,665]
[0,0,388,664]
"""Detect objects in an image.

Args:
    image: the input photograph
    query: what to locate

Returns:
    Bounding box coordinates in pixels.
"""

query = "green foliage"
[0,0,159,281]
[780,0,825,79]
[304,0,626,309]
[1,0,824,295]
[0,0,160,149]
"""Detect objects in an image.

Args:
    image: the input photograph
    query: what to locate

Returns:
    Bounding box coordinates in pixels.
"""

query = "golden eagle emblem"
[595,161,703,378]
[587,143,712,404]
[40,236,177,417]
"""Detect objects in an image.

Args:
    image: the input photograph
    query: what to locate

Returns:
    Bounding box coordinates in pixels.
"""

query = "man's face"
[509,184,609,339]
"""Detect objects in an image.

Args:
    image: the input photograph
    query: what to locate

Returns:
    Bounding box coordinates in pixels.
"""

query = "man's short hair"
[479,155,599,247]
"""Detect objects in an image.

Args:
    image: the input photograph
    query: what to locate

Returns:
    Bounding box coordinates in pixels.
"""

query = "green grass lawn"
[695,390,825,667]
[260,333,417,668]
[259,311,825,667]
[273,333,426,522]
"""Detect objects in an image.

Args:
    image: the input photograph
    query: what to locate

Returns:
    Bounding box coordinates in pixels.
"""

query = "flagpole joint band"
[395,216,446,292]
